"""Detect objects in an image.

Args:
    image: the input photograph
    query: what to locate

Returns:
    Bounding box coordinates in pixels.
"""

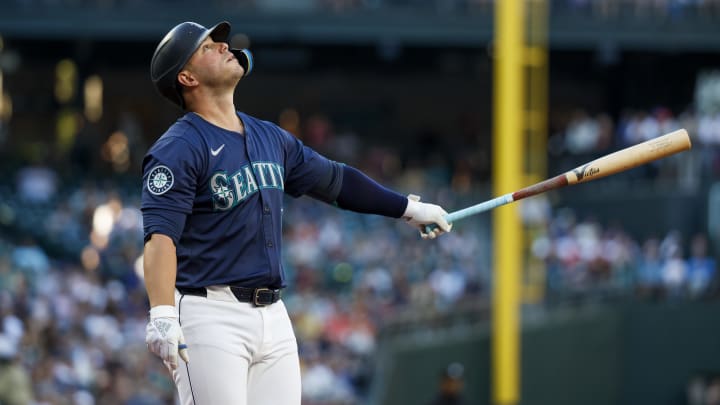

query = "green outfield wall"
[373,301,720,405]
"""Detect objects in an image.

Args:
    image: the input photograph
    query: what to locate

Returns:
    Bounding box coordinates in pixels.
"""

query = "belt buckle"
[253,288,271,306]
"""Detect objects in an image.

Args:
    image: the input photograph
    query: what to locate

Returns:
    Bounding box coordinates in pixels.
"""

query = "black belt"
[177,286,282,306]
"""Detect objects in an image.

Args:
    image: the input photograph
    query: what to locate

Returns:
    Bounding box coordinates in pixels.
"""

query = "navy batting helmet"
[150,21,254,109]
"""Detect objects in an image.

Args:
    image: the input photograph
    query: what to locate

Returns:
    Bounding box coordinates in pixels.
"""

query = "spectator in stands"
[11,236,49,292]
[565,109,600,154]
[0,334,33,405]
[661,236,688,298]
[428,259,467,310]
[635,238,665,299]
[686,233,716,298]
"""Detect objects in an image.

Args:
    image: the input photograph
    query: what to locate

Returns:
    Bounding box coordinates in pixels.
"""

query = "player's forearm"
[334,165,408,217]
[143,233,178,307]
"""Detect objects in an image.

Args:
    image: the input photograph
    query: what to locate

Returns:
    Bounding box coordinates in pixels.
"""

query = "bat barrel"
[422,129,692,235]
[567,128,691,185]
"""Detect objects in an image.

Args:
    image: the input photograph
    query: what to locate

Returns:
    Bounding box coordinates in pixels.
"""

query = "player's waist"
[176,285,282,306]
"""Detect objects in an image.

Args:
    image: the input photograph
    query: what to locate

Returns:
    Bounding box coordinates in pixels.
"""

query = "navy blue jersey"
[141,112,332,289]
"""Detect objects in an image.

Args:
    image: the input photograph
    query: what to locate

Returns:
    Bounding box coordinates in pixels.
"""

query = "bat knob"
[424,224,437,234]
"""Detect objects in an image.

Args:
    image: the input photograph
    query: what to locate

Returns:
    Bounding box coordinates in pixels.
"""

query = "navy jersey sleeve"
[141,133,205,243]
[280,129,335,198]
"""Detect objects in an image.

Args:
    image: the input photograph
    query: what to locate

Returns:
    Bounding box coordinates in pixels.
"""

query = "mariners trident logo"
[147,165,174,195]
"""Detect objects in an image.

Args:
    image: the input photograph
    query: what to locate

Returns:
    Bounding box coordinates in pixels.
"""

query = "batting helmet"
[150,21,254,109]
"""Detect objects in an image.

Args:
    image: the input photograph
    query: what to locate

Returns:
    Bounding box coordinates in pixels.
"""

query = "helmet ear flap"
[231,49,254,77]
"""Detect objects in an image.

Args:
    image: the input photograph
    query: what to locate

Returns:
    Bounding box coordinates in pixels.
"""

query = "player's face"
[185,37,245,88]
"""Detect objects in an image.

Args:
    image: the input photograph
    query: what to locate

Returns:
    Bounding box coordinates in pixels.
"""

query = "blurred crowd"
[0,181,168,405]
[532,209,718,304]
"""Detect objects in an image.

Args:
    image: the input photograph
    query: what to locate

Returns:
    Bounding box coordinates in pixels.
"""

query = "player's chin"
[223,71,244,86]
[228,60,244,74]
[231,66,245,81]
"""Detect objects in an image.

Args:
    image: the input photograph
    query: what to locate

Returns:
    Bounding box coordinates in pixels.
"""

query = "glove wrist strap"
[150,305,178,319]
[403,195,421,219]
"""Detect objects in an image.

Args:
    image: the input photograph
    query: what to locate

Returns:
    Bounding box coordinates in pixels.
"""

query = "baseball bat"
[427,128,691,232]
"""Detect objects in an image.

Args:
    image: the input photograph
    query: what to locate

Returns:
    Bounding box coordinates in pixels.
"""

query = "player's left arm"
[310,163,451,239]
[279,130,450,238]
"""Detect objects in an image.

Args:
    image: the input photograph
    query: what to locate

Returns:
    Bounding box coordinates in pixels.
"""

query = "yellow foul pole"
[492,0,524,404]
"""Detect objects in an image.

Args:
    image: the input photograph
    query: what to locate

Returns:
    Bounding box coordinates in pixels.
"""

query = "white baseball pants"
[172,286,301,405]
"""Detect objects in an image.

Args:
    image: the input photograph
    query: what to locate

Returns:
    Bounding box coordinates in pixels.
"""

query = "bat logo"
[572,163,599,181]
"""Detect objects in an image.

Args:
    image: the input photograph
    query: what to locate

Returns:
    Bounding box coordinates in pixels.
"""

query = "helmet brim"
[207,21,231,45]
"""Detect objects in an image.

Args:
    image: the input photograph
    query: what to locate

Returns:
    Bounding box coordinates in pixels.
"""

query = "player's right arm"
[143,233,177,307]
[141,132,201,370]
[143,231,189,369]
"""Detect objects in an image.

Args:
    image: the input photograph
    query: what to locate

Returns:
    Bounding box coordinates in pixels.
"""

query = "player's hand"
[146,305,190,371]
[402,194,452,239]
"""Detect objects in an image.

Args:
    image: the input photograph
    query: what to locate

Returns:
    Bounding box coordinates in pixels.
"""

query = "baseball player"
[142,21,452,405]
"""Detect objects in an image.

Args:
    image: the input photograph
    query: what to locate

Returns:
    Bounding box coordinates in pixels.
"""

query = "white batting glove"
[402,194,452,239]
[146,305,190,371]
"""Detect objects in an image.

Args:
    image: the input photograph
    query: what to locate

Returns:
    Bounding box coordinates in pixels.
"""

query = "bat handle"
[422,194,514,235]
[422,212,464,234]
[423,219,447,235]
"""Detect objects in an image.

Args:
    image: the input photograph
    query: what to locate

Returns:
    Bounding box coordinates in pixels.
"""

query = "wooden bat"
[427,128,692,231]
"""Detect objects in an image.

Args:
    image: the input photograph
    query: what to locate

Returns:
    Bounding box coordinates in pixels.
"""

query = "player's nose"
[218,42,229,53]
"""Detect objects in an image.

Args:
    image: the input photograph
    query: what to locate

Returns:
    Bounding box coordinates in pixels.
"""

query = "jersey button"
[264,205,270,213]
[267,241,273,247]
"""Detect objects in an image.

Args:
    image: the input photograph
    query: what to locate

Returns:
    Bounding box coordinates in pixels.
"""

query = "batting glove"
[402,194,452,239]
[146,305,190,371]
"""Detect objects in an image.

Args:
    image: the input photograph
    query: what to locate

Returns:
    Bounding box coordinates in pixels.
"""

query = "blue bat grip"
[423,194,514,234]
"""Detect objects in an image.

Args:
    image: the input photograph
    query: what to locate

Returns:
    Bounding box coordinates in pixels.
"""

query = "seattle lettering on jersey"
[210,162,285,211]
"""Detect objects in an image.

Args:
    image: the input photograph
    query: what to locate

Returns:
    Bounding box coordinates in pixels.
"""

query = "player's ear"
[177,70,198,88]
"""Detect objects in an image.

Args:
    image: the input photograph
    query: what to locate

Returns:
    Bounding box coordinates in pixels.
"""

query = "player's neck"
[191,99,244,134]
